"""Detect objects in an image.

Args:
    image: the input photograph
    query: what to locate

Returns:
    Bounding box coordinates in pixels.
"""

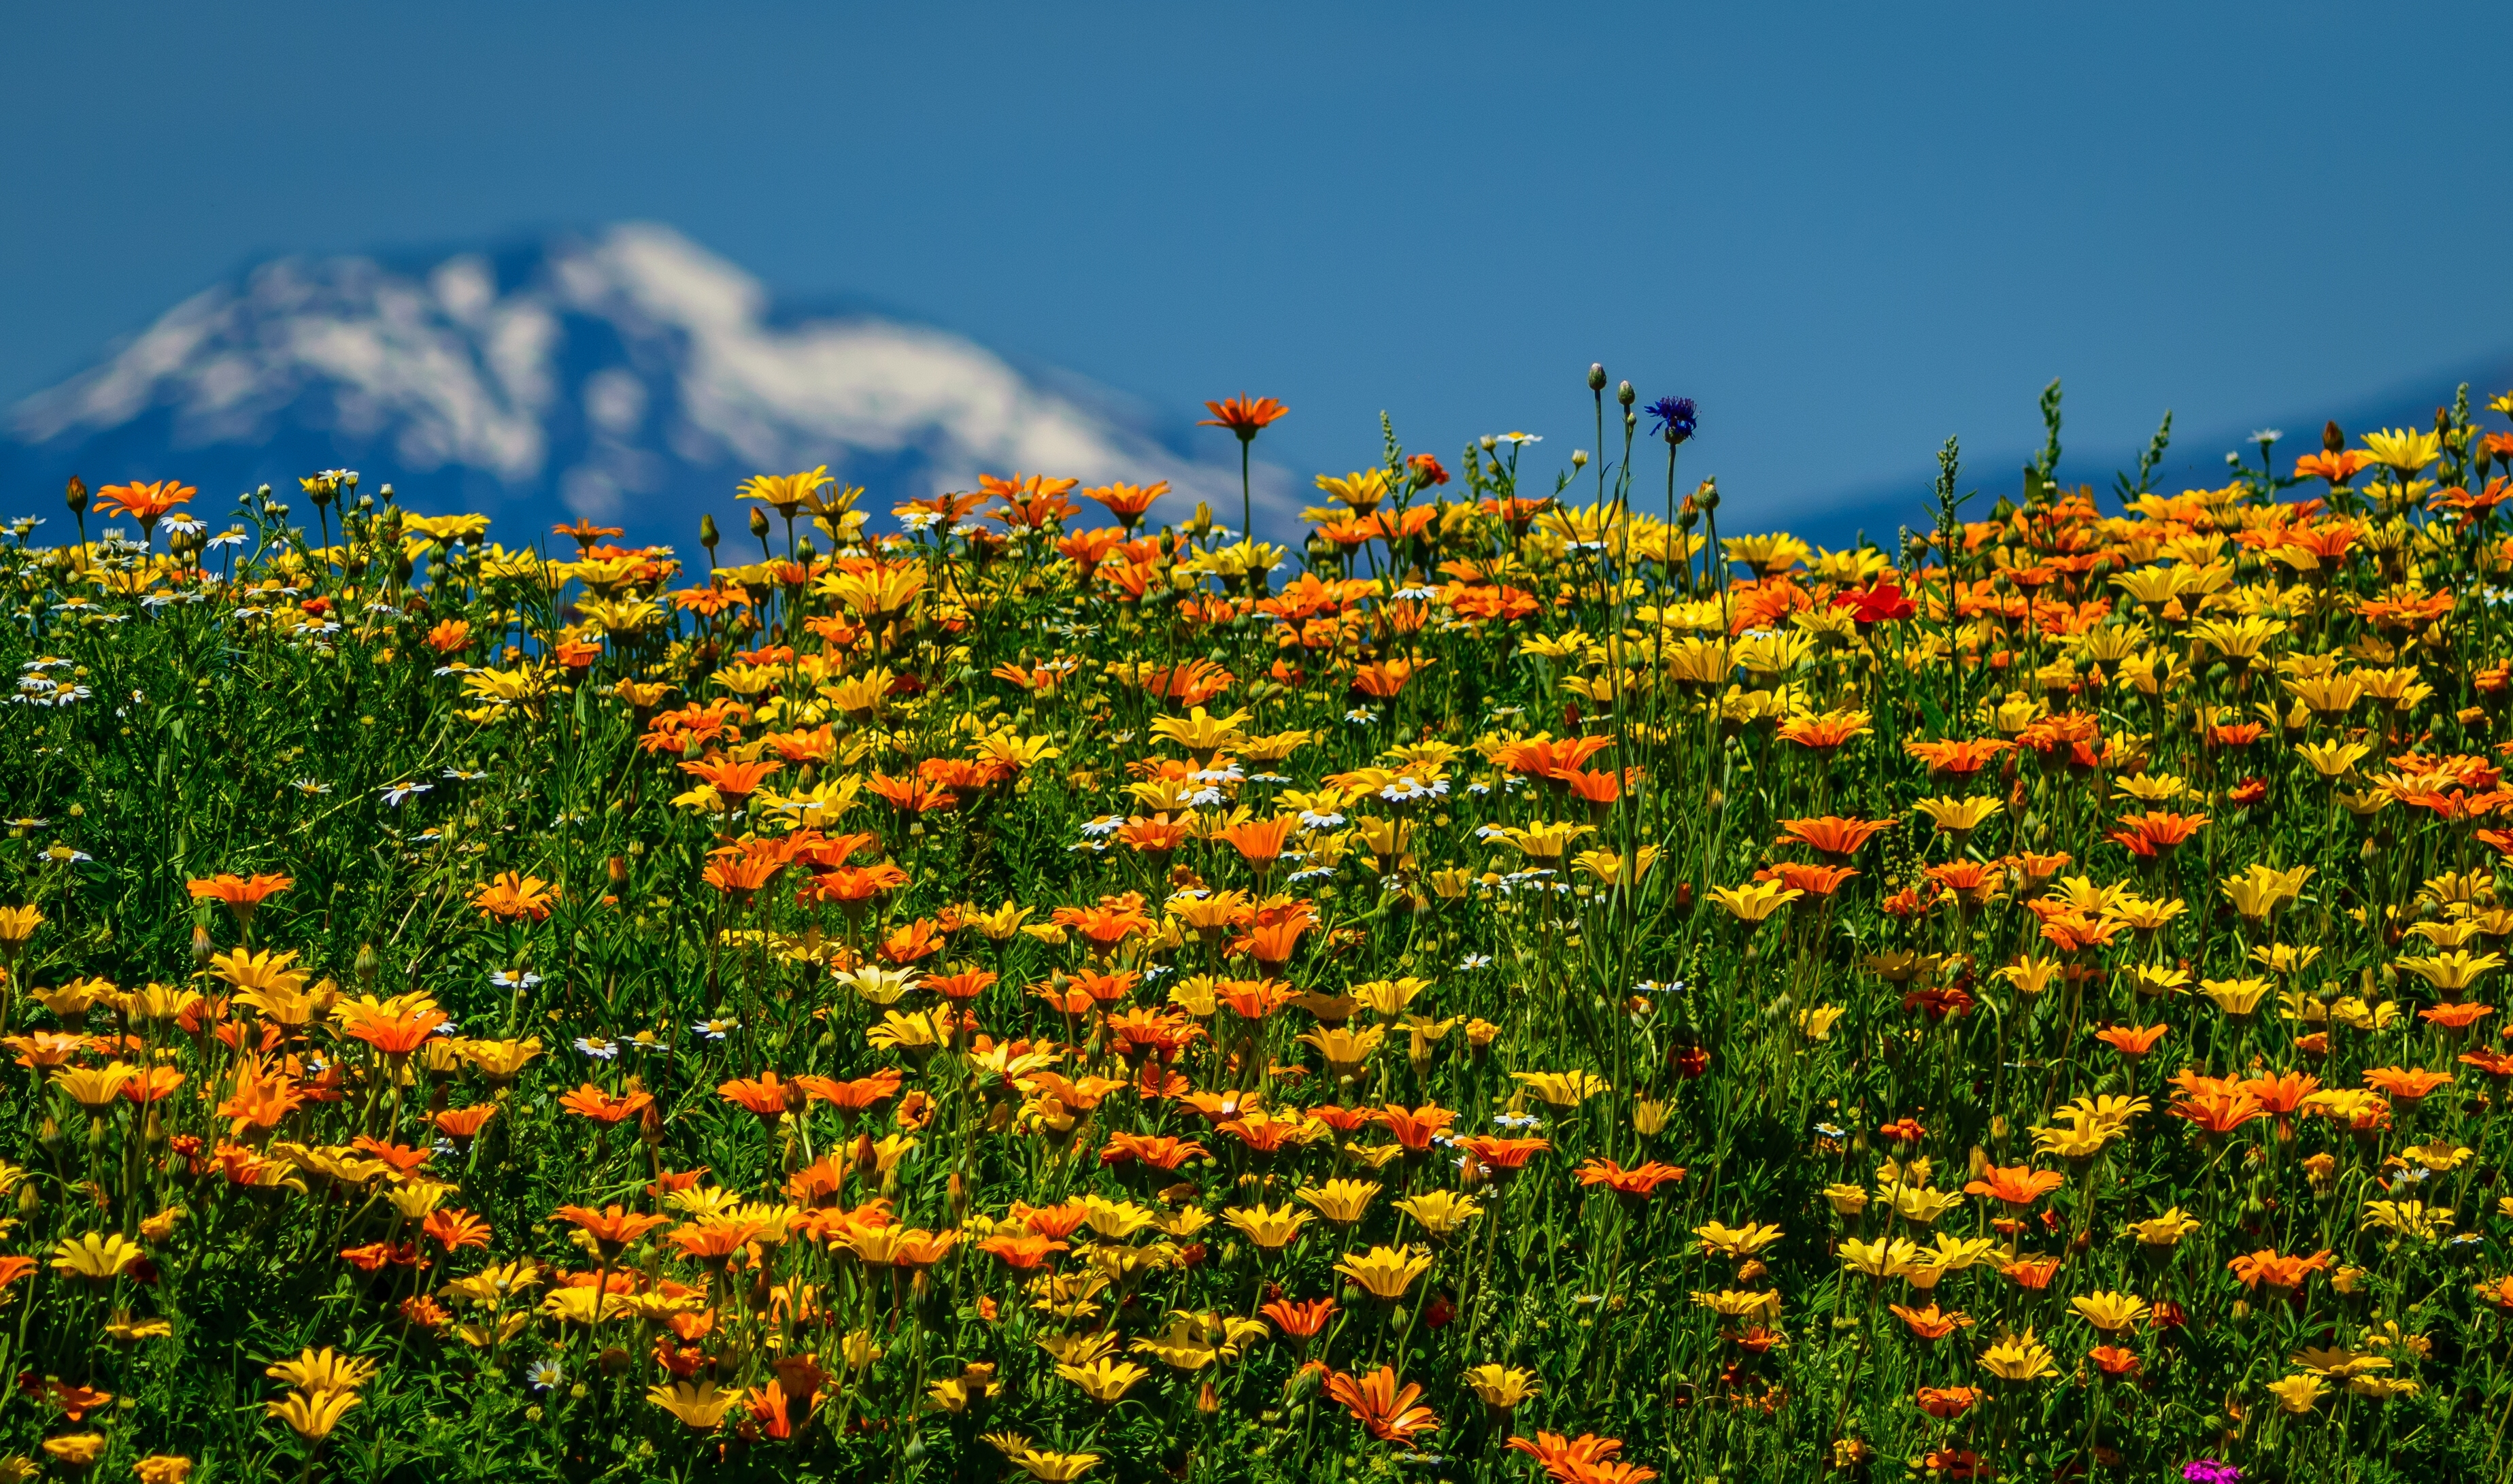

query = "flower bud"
[748,507,772,540]
[1587,363,1608,391]
[699,513,720,550]
[2323,420,2344,455]
[1617,380,1636,408]
[1572,450,1589,469]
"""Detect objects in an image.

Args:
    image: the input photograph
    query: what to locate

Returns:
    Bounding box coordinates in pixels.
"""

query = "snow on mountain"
[3,224,1272,542]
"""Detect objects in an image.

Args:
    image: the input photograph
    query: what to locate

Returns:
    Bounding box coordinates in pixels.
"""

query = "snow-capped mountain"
[2,224,1268,543]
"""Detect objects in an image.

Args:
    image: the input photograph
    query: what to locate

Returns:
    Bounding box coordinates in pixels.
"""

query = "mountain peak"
[5,223,1255,537]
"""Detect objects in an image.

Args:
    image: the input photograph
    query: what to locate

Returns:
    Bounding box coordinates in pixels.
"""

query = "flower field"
[5,379,2513,1483]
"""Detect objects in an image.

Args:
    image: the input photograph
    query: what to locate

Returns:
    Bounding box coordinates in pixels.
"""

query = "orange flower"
[2423,1001,2495,1030]
[1575,1158,1687,1198]
[119,1066,186,1107]
[803,863,910,909]
[1351,658,1432,698]
[2002,1257,2061,1290]
[2459,1049,2513,1077]
[1913,1385,1983,1419]
[877,919,945,965]
[2168,1087,2266,1135]
[184,873,294,924]
[431,1105,498,1141]
[1214,817,1298,867]
[2087,1345,2142,1378]
[1372,1102,1458,1152]
[2363,1065,2453,1102]
[558,1084,654,1124]
[1889,1302,1968,1340]
[93,479,195,525]
[422,1209,492,1252]
[2293,449,2373,486]
[1776,713,1872,752]
[471,871,556,922]
[1920,859,2002,907]
[1323,1364,1440,1448]
[1085,480,1168,529]
[720,1072,805,1119]
[1199,394,1289,441]
[975,1232,1066,1270]
[2238,1070,2321,1115]
[1506,1432,1652,1484]
[336,999,450,1057]
[1051,896,1156,953]
[1491,735,1615,779]
[1230,898,1316,973]
[2226,1247,2332,1293]
[1117,814,1196,855]
[1961,1164,2065,1208]
[558,1205,673,1255]
[858,771,948,813]
[679,756,777,801]
[1760,862,1857,898]
[1778,815,1895,858]
[216,1056,304,1138]
[2093,1024,2168,1059]
[2106,810,2210,857]
[1902,738,2012,777]
[1099,1132,1207,1170]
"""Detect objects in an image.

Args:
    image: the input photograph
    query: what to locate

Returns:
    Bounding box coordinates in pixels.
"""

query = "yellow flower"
[1706,879,1802,922]
[2220,863,2310,923]
[1491,821,1595,862]
[267,1388,360,1440]
[1689,1289,1782,1321]
[1838,1237,1920,1279]
[2360,1199,2454,1241]
[1293,1179,1382,1226]
[2125,1207,2202,1247]
[1056,1355,1151,1403]
[1889,1184,1967,1225]
[2295,739,2371,779]
[1334,1244,1434,1300]
[1391,1191,1483,1238]
[1221,1202,1313,1249]
[2068,1290,2151,1333]
[646,1379,744,1430]
[1462,1363,1539,1409]
[2266,1372,2329,1413]
[133,1457,193,1484]
[1912,796,2002,834]
[51,1231,143,1281]
[1795,1005,1846,1041]
[1694,1221,1785,1260]
[1509,1069,1608,1106]
[2197,977,2272,1015]
[1977,1326,2059,1382]
[50,1060,138,1113]
[2359,426,2442,474]
[1009,1449,1104,1482]
[2395,949,2504,992]
[1294,1024,1385,1079]
[1822,1183,1870,1216]
[266,1347,380,1396]
[39,1435,105,1468]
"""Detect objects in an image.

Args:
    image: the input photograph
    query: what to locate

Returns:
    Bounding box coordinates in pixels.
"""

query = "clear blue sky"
[9,2,2512,526]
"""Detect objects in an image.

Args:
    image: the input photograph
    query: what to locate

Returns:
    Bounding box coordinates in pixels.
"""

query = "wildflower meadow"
[5,375,2513,1483]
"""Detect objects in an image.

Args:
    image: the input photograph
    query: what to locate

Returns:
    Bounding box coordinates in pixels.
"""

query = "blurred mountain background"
[0,225,1280,549]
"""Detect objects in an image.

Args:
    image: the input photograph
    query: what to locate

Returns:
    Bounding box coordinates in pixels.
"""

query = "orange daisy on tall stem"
[1200,394,1287,539]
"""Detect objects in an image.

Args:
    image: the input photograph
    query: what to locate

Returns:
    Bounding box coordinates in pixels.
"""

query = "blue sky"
[9,2,2513,530]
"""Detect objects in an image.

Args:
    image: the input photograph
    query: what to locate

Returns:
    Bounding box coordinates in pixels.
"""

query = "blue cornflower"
[1648,396,1698,446]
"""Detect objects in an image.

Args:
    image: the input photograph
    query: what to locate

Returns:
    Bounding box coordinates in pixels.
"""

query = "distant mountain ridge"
[1,224,1263,543]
